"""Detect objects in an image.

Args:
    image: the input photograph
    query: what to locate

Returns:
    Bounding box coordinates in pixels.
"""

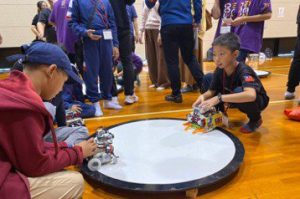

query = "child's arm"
[200,87,256,109]
[193,90,216,107]
[211,0,221,20]
[4,112,91,177]
[231,12,272,26]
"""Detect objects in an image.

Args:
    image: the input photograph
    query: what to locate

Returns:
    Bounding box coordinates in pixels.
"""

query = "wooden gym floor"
[1,57,299,198]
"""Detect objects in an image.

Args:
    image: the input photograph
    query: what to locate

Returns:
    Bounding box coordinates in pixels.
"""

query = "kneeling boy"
[194,33,269,133]
[0,42,97,199]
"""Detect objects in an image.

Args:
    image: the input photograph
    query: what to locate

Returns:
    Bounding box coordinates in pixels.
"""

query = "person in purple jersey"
[211,0,239,39]
[49,0,80,63]
[225,0,272,62]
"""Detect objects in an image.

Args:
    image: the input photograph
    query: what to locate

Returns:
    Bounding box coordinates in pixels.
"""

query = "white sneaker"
[149,84,156,88]
[111,96,120,105]
[284,91,295,100]
[124,93,139,104]
[93,102,103,117]
[156,86,165,91]
[103,100,122,109]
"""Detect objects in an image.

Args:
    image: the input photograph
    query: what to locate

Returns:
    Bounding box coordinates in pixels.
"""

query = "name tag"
[220,25,231,34]
[103,29,113,40]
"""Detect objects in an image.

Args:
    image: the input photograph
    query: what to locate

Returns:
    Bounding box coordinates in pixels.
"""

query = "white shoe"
[284,91,295,100]
[111,96,120,105]
[149,84,156,88]
[93,102,103,117]
[124,94,139,104]
[156,86,165,91]
[103,100,122,109]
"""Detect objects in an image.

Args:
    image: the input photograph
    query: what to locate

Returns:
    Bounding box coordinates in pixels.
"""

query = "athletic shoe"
[180,85,193,93]
[111,96,120,105]
[103,100,122,109]
[284,91,295,100]
[165,94,183,103]
[239,119,263,133]
[93,102,103,117]
[156,86,165,91]
[149,84,156,88]
[125,93,139,104]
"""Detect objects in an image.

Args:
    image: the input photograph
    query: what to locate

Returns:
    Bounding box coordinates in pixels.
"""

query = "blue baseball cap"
[6,42,83,84]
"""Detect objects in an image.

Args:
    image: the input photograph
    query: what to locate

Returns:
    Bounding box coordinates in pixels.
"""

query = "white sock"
[93,102,103,116]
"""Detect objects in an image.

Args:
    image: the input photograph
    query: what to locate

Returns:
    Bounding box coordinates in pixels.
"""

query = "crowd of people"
[0,0,299,198]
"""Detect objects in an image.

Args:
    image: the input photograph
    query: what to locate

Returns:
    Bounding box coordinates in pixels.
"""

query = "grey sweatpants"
[44,126,89,145]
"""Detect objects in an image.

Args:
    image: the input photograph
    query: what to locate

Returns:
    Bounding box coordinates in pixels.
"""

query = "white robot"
[87,127,118,171]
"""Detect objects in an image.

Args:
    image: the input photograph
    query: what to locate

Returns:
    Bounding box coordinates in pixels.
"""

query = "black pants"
[202,74,269,122]
[287,24,300,93]
[161,24,204,96]
[132,35,136,53]
[118,28,134,96]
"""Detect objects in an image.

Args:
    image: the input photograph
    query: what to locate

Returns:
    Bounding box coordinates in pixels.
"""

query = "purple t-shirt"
[214,0,239,39]
[49,0,79,54]
[234,0,272,53]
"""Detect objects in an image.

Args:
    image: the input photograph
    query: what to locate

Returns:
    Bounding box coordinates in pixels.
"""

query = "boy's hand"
[77,138,98,158]
[113,47,119,61]
[193,95,205,108]
[157,34,162,47]
[87,30,102,40]
[199,96,220,110]
[138,33,143,44]
[71,104,82,113]
[231,17,246,26]
[222,18,233,26]
[193,23,202,32]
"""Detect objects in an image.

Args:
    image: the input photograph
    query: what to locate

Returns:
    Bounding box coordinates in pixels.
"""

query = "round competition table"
[82,118,245,195]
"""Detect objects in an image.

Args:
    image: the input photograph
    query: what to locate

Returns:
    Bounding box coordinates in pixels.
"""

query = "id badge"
[222,113,230,128]
[220,25,231,34]
[103,29,113,40]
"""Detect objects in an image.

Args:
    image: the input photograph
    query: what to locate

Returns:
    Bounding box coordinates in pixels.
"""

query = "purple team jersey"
[215,0,239,39]
[49,0,79,54]
[234,0,272,53]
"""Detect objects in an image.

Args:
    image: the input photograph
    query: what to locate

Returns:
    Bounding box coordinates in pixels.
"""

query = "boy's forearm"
[221,89,256,103]
[243,12,272,23]
[212,0,221,19]
[203,90,215,100]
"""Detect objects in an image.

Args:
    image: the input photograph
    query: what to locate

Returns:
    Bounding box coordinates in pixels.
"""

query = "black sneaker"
[165,94,183,103]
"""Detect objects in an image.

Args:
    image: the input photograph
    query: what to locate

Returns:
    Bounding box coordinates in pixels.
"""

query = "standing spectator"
[109,0,138,104]
[211,0,238,39]
[228,0,272,62]
[146,0,204,103]
[68,0,122,117]
[180,0,210,93]
[37,7,58,43]
[49,0,80,63]
[126,4,139,52]
[285,5,300,101]
[139,1,170,91]
[31,1,48,40]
